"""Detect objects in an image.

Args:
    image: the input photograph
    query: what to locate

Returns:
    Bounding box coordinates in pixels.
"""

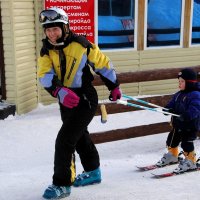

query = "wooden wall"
[1,0,38,114]
[1,0,200,113]
[99,47,200,98]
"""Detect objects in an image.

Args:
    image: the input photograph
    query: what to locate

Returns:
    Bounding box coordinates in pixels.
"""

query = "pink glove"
[53,87,80,108]
[109,87,122,101]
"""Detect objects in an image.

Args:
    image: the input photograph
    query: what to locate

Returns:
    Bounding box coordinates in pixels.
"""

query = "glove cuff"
[52,87,61,97]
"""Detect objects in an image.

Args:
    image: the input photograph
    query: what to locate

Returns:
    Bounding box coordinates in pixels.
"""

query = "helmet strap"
[48,39,64,46]
[56,24,69,44]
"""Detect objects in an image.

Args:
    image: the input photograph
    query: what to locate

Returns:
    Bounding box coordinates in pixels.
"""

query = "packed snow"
[1,103,200,200]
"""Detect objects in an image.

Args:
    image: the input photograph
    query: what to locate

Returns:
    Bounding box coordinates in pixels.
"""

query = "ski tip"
[151,172,175,178]
[136,166,146,171]
[136,165,158,171]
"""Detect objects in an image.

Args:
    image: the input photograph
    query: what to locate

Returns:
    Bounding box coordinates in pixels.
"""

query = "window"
[98,0,136,49]
[191,0,200,45]
[146,0,184,48]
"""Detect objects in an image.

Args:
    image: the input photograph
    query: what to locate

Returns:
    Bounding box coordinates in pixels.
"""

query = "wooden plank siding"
[35,0,48,105]
[103,47,200,97]
[0,6,6,99]
[1,0,38,114]
[140,48,200,69]
[14,0,38,114]
[1,0,15,103]
[137,48,200,95]
[98,50,140,99]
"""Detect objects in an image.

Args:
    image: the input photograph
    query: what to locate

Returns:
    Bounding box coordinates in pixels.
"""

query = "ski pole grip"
[100,104,107,123]
[117,99,128,105]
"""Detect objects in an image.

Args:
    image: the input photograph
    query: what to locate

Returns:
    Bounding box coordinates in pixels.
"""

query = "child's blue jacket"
[166,83,200,131]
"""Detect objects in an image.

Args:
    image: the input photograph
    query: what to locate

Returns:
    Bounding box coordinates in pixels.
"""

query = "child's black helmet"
[178,68,197,82]
[178,68,198,91]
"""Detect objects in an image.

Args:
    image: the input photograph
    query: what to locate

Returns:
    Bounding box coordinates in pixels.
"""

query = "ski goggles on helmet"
[39,9,67,23]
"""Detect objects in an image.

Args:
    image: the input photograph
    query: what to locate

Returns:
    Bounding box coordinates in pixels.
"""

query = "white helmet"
[39,7,69,26]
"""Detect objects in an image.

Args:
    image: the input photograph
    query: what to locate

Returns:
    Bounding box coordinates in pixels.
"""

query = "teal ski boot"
[43,184,71,199]
[73,167,101,187]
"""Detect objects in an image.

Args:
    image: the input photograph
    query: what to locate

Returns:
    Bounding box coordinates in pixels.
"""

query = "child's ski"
[151,167,200,178]
[137,153,185,171]
[137,165,159,171]
[137,162,177,171]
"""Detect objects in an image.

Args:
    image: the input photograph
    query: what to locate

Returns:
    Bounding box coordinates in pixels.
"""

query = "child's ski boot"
[173,159,197,173]
[173,151,197,173]
[156,152,181,167]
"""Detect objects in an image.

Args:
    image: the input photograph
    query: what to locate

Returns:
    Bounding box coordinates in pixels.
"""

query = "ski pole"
[117,99,180,117]
[122,94,169,111]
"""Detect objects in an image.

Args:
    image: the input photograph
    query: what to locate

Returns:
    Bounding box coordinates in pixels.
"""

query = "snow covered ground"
[1,103,200,200]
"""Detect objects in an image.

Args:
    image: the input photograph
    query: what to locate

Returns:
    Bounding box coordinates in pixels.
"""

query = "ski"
[136,162,177,171]
[151,167,200,178]
[137,152,185,171]
[137,165,159,171]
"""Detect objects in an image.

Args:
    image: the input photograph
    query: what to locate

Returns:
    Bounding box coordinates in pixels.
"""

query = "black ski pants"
[166,127,197,152]
[53,91,100,186]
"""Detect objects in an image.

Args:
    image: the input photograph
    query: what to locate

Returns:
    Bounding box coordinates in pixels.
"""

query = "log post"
[183,0,192,48]
[93,66,200,86]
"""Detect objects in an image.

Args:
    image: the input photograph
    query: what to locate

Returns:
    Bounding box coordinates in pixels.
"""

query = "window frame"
[144,0,185,50]
[189,0,200,47]
[96,0,138,52]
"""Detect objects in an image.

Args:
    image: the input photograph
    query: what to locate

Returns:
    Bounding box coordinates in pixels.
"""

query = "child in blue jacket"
[156,68,200,173]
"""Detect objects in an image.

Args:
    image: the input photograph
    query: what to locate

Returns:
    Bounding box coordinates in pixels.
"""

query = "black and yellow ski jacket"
[37,32,119,97]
